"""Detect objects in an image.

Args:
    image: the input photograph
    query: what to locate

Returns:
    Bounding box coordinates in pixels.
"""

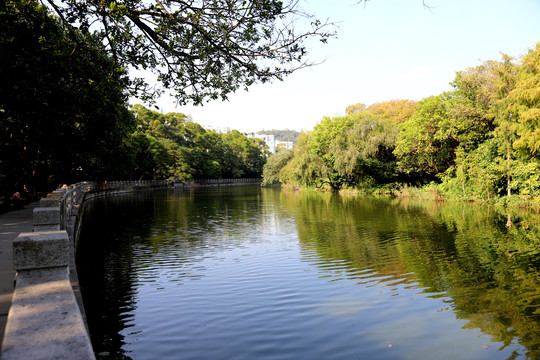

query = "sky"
[136,0,540,133]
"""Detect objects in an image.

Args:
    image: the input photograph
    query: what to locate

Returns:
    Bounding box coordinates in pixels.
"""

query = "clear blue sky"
[146,0,540,132]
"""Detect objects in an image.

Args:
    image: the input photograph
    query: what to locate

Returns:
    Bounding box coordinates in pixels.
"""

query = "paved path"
[0,202,38,345]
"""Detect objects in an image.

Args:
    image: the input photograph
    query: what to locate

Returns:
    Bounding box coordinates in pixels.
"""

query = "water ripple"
[77,188,539,360]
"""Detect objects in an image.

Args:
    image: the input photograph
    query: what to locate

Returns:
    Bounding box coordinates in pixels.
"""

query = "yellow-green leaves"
[510,43,540,155]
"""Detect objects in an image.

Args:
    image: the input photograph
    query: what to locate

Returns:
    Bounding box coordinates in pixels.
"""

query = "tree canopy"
[263,43,540,203]
[1,0,135,194]
[41,0,335,105]
[265,100,416,190]
[130,104,268,180]
[3,0,330,201]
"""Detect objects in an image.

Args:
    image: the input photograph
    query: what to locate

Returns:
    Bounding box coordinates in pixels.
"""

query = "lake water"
[76,186,540,359]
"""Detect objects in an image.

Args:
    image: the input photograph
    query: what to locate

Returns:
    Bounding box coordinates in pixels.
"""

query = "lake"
[76,186,540,359]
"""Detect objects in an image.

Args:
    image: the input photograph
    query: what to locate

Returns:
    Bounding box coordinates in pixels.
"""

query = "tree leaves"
[1,0,135,193]
[130,105,267,180]
[42,0,336,105]
[264,43,540,198]
[264,100,415,190]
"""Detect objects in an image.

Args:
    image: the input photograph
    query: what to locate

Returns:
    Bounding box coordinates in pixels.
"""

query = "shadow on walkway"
[0,201,38,344]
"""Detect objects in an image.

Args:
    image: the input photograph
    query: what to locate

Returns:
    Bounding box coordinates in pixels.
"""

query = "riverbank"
[279,182,540,214]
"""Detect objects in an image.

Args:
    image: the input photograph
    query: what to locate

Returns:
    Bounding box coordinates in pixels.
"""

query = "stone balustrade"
[2,231,94,360]
[1,180,171,360]
[0,178,258,359]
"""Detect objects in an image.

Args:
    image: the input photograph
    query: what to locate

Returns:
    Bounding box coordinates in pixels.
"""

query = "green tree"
[285,131,325,187]
[394,94,459,181]
[130,105,268,180]
[0,0,135,195]
[42,0,335,104]
[130,104,192,179]
[222,130,268,178]
[492,55,519,198]
[510,43,540,156]
[262,149,294,186]
[309,116,357,189]
[436,59,511,199]
[276,100,418,190]
[331,112,400,187]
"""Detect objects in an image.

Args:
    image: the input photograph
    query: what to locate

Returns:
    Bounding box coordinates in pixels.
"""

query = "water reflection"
[286,191,540,358]
[77,187,540,359]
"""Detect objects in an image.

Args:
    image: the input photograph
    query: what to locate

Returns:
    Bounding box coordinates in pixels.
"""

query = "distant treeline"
[257,129,300,143]
[129,105,267,181]
[263,43,540,204]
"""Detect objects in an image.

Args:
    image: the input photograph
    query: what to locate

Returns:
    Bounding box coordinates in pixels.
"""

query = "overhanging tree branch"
[38,0,336,105]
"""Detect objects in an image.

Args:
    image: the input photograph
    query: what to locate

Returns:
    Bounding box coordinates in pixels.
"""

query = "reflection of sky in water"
[78,188,538,360]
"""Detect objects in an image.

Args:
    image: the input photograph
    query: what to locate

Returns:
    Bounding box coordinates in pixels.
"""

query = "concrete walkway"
[0,202,38,345]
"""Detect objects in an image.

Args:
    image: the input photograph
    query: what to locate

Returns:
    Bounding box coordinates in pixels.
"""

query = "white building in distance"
[245,133,294,154]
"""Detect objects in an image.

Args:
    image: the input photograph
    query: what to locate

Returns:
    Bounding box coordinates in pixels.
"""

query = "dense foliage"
[1,0,135,195]
[263,44,540,204]
[263,100,417,189]
[0,0,284,200]
[130,105,268,180]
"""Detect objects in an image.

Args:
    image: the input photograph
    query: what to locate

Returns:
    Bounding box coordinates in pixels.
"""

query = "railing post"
[1,230,95,360]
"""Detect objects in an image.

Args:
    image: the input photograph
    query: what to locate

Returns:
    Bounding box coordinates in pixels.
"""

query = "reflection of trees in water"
[77,187,270,359]
[285,191,540,358]
[289,192,458,287]
[77,191,166,359]
[436,204,540,358]
[78,188,540,358]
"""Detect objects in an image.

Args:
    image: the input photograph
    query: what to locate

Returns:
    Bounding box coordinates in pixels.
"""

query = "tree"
[41,0,335,105]
[510,43,540,156]
[345,103,367,115]
[434,60,511,198]
[394,94,459,181]
[0,0,135,195]
[261,149,294,186]
[492,55,519,197]
[222,130,268,178]
[331,112,400,187]
[308,115,357,189]
[285,131,325,187]
[130,105,268,180]
[364,99,417,124]
[394,72,501,185]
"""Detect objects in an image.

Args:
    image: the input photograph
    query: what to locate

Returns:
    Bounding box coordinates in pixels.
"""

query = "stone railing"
[1,178,259,359]
[1,188,95,360]
[0,180,170,360]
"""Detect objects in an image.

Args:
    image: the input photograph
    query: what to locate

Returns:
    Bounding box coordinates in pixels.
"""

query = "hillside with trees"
[263,45,540,205]
[257,129,300,144]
